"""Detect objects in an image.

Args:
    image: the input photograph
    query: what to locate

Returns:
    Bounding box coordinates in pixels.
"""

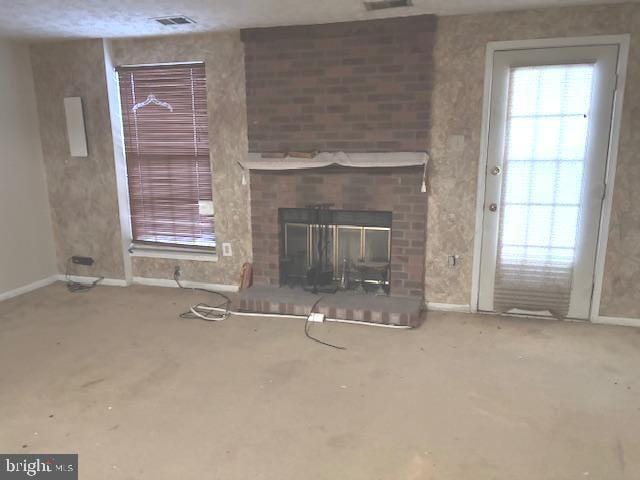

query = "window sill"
[129,244,218,262]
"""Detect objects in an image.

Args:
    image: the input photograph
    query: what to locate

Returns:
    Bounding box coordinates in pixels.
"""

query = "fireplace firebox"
[279,206,392,294]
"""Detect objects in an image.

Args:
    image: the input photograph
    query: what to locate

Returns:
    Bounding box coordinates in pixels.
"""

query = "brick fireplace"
[249,166,426,298]
[240,14,435,304]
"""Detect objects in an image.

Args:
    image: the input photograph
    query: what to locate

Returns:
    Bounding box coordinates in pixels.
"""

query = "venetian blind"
[117,63,215,249]
[494,64,594,317]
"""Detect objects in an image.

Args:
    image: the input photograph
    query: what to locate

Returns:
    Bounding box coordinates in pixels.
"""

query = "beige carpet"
[0,282,638,479]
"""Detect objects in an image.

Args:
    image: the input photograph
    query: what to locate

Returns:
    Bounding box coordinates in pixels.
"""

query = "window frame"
[116,61,216,253]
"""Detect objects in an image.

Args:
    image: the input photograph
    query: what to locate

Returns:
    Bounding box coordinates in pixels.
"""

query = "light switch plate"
[222,243,232,257]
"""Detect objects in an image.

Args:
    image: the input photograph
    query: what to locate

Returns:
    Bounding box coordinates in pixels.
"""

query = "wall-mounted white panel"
[63,96,88,157]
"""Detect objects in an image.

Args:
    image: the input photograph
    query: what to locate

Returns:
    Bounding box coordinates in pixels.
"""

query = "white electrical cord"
[175,276,412,353]
[187,304,228,321]
[174,276,231,322]
[192,305,413,330]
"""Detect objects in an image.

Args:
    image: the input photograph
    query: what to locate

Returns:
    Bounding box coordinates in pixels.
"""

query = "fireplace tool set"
[304,204,338,294]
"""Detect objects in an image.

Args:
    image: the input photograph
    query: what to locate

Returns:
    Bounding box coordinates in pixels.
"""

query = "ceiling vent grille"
[364,0,413,11]
[153,16,196,26]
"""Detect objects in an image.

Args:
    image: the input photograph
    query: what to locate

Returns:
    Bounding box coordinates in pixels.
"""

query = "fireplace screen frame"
[279,208,392,291]
[283,223,391,278]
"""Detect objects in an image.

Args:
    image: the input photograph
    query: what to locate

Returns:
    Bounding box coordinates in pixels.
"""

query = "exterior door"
[478,45,619,319]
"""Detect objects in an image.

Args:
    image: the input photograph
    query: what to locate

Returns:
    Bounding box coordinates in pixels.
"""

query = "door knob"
[489,203,498,212]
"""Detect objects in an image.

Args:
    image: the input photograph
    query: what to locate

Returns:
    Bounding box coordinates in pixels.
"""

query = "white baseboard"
[132,276,239,293]
[425,302,472,313]
[1,274,238,302]
[56,275,238,293]
[55,274,129,287]
[0,275,58,302]
[593,315,640,329]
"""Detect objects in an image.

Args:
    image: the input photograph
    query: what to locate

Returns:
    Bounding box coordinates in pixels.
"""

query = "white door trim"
[470,34,630,322]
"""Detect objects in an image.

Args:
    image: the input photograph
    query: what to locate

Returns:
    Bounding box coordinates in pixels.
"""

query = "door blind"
[117,63,215,249]
[494,64,594,317]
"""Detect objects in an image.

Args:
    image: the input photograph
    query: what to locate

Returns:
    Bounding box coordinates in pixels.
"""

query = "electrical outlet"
[307,312,325,323]
[71,255,94,266]
[448,255,460,268]
[222,243,233,257]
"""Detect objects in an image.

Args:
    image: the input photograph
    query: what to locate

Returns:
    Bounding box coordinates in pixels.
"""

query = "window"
[117,63,215,249]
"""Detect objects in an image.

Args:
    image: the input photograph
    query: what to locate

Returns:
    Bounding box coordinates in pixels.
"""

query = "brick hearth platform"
[235,286,424,327]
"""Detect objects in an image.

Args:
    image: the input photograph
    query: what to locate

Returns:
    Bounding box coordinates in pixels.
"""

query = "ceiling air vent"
[153,16,196,26]
[364,0,412,11]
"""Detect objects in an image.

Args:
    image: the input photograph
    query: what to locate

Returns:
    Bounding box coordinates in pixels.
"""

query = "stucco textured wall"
[109,33,252,285]
[30,39,125,279]
[426,3,640,318]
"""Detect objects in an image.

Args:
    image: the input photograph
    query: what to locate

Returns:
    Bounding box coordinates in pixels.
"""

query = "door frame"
[469,35,630,322]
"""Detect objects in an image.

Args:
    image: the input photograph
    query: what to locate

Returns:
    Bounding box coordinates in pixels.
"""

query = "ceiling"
[1,0,632,41]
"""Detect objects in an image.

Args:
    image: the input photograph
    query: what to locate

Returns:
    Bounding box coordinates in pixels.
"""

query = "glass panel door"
[478,45,619,319]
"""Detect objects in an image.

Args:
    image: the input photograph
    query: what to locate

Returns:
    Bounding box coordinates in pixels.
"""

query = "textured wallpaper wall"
[426,3,640,318]
[28,4,640,318]
[109,33,252,285]
[30,33,251,285]
[30,39,125,279]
